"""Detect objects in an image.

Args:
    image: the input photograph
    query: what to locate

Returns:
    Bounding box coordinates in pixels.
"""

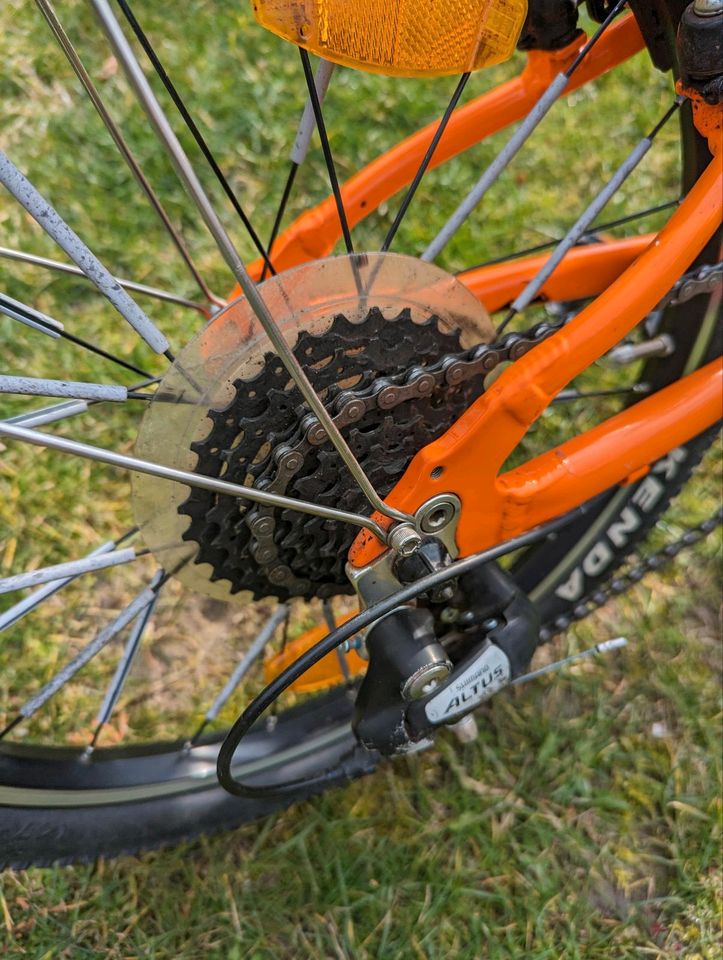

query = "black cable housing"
[217,506,590,799]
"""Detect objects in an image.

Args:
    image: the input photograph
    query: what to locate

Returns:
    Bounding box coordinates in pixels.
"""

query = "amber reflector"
[252,0,528,77]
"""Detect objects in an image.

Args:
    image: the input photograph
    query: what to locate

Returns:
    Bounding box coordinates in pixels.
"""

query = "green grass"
[0,0,721,956]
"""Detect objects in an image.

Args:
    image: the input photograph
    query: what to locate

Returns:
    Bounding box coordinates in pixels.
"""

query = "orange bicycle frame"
[251,18,722,690]
[231,14,721,568]
[351,144,723,566]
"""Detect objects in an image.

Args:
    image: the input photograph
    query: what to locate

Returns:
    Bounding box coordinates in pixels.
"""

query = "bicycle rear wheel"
[0,1,719,866]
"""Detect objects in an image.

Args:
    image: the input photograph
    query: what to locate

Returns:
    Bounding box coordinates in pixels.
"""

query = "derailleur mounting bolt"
[418,497,457,534]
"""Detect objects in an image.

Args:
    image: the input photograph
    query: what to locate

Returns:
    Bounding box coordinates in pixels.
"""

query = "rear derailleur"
[348,516,540,757]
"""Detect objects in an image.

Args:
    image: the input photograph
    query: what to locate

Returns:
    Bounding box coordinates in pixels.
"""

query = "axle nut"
[418,499,457,534]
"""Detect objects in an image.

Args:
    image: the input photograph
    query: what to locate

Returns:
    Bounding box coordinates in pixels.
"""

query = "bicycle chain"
[179,306,563,599]
[241,316,563,591]
[181,259,719,601]
[665,261,722,307]
[246,256,721,588]
[539,508,723,642]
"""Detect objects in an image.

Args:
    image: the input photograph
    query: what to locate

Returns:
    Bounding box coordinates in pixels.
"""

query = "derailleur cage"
[351,561,540,756]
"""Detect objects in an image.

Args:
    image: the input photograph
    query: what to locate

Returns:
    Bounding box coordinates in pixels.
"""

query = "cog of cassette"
[181,305,484,600]
[131,253,494,602]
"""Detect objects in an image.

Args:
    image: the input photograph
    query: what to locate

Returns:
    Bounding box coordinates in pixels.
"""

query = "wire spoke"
[0,530,137,634]
[34,0,220,307]
[4,398,92,429]
[0,150,171,357]
[458,199,681,273]
[84,570,164,756]
[552,383,650,403]
[0,421,390,542]
[0,292,63,337]
[323,599,352,687]
[1,293,152,378]
[116,0,276,277]
[299,50,354,255]
[260,165,297,283]
[260,59,335,281]
[422,0,628,262]
[0,375,130,404]
[0,545,145,596]
[0,573,168,741]
[3,375,160,429]
[91,0,407,524]
[496,97,683,334]
[382,72,471,253]
[0,246,206,312]
[186,604,288,747]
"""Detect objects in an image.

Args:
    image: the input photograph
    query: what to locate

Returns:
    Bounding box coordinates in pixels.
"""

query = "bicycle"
[0,0,720,866]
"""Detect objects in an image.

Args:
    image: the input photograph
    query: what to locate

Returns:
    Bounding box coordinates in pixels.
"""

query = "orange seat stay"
[232,14,644,289]
[458,233,653,311]
[350,150,723,566]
